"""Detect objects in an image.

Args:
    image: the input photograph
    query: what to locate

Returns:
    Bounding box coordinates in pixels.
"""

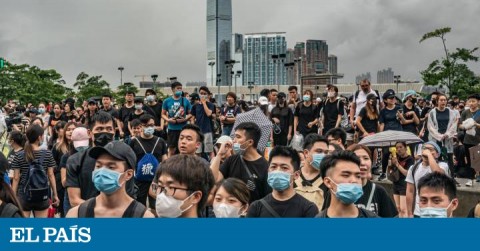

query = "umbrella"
[231,107,273,152]
[358,131,423,147]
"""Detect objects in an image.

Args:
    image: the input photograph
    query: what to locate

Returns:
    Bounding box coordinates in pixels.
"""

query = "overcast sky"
[1,0,479,89]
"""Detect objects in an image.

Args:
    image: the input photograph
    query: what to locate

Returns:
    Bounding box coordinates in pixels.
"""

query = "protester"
[0,154,24,218]
[459,93,480,182]
[321,85,344,135]
[355,93,380,139]
[417,172,458,218]
[190,86,215,159]
[390,142,415,217]
[118,91,136,144]
[220,92,241,136]
[213,178,250,218]
[294,90,320,138]
[143,89,164,138]
[325,128,347,150]
[270,92,293,147]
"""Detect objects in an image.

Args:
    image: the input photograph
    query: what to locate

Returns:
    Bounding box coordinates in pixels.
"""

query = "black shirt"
[436,108,450,134]
[402,105,420,134]
[222,104,241,125]
[322,99,344,132]
[358,107,378,134]
[220,154,271,203]
[119,105,135,137]
[129,136,167,167]
[247,193,319,218]
[270,106,293,133]
[395,155,415,187]
[294,102,320,135]
[379,105,402,131]
[144,102,163,126]
[317,207,378,218]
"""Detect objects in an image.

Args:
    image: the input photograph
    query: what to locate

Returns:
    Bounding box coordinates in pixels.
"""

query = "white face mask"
[419,201,453,218]
[155,192,194,218]
[213,203,243,218]
[327,92,336,98]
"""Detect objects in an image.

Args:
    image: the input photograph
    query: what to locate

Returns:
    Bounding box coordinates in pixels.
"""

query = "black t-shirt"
[317,207,378,218]
[222,104,241,125]
[270,106,293,133]
[294,103,320,135]
[322,181,398,218]
[129,111,146,124]
[322,99,344,131]
[402,105,420,134]
[246,193,319,218]
[48,114,67,128]
[379,105,402,131]
[129,136,167,166]
[119,105,135,136]
[395,155,415,186]
[436,108,450,134]
[220,154,271,203]
[144,102,163,126]
[358,107,378,134]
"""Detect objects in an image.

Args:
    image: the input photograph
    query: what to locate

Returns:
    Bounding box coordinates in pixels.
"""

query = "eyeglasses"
[151,183,191,196]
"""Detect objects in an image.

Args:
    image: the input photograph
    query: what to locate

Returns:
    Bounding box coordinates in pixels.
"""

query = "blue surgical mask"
[329,178,363,204]
[303,95,310,102]
[38,108,46,114]
[419,201,452,218]
[233,142,247,155]
[135,104,143,110]
[143,126,155,136]
[92,167,124,195]
[175,91,183,97]
[267,171,292,191]
[310,153,325,170]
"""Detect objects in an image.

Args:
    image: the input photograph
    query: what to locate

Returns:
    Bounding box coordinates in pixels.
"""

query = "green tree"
[74,72,112,103]
[420,27,479,96]
[0,60,70,105]
[114,82,139,105]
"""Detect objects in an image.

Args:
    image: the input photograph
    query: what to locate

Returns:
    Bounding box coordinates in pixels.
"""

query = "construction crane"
[134,75,149,82]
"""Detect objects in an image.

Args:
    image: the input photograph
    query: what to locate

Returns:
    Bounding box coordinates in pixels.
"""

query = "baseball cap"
[89,141,137,170]
[71,127,90,148]
[190,93,200,101]
[258,96,269,105]
[424,141,441,154]
[215,135,233,146]
[134,97,144,104]
[382,89,396,100]
[88,98,97,104]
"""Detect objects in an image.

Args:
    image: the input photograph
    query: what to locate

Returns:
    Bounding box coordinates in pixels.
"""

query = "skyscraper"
[377,68,394,83]
[306,40,328,75]
[206,0,232,87]
[356,72,372,84]
[328,55,338,84]
[231,33,243,86]
[243,32,287,86]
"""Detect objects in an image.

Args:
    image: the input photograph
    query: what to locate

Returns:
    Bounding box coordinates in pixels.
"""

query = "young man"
[178,124,205,157]
[162,82,192,157]
[406,141,450,218]
[317,151,378,218]
[190,86,215,159]
[129,114,168,208]
[67,141,155,218]
[220,92,241,136]
[268,89,278,113]
[66,111,136,207]
[459,94,480,182]
[143,89,164,138]
[247,146,319,217]
[321,85,344,135]
[211,122,271,203]
[118,91,136,144]
[325,128,346,150]
[128,97,146,136]
[153,154,215,218]
[101,94,124,139]
[417,172,458,218]
[294,134,329,210]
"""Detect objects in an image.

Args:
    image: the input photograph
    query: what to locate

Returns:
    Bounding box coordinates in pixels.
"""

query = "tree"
[0,60,70,105]
[420,27,479,97]
[74,72,112,103]
[114,82,139,105]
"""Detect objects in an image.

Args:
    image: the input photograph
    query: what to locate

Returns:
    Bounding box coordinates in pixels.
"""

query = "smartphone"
[398,109,403,114]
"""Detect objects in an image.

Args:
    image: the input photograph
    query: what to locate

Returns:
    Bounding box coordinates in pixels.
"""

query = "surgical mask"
[92,167,124,195]
[38,108,46,114]
[328,178,363,204]
[135,104,143,110]
[327,92,336,98]
[146,95,155,102]
[213,203,242,218]
[201,95,208,100]
[267,171,292,191]
[310,153,325,170]
[303,95,310,102]
[233,142,247,155]
[155,192,194,218]
[93,132,114,147]
[175,91,183,97]
[75,146,89,152]
[143,126,155,136]
[419,201,452,218]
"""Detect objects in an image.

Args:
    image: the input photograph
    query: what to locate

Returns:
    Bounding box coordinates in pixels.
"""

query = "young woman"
[356,93,380,138]
[48,103,66,139]
[389,142,415,217]
[1,154,24,217]
[270,92,293,147]
[6,131,26,182]
[213,178,250,218]
[37,102,50,139]
[11,125,59,218]
[48,121,66,151]
[64,103,78,123]
[294,90,320,138]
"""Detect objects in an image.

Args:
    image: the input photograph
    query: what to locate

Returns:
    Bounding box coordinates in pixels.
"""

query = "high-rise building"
[328,54,338,84]
[231,33,243,86]
[306,40,328,75]
[294,42,305,58]
[377,68,394,84]
[206,0,232,87]
[355,72,372,84]
[243,32,287,86]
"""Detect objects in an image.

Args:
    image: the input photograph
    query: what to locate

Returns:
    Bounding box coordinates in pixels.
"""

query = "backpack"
[22,150,49,202]
[294,175,325,210]
[321,99,351,132]
[134,138,160,182]
[0,202,22,218]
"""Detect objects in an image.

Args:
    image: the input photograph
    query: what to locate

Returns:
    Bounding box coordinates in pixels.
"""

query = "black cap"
[88,98,97,104]
[134,97,144,104]
[277,92,287,99]
[89,141,137,170]
[190,93,200,101]
[382,89,396,100]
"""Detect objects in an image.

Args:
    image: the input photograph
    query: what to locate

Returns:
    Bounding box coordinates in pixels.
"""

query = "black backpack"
[78,198,146,218]
[22,150,49,202]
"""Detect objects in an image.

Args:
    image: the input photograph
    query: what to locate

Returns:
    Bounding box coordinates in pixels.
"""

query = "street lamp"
[294,57,303,94]
[234,70,242,94]
[394,75,401,93]
[248,81,255,102]
[208,61,215,87]
[118,66,124,86]
[217,74,221,103]
[271,55,278,87]
[284,62,295,86]
[151,74,158,92]
[225,60,236,92]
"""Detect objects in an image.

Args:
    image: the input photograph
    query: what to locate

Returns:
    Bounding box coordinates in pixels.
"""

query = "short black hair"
[326,128,347,146]
[260,89,270,97]
[199,86,210,95]
[268,146,301,171]
[319,150,361,178]
[171,82,182,90]
[270,89,278,93]
[226,92,237,101]
[235,122,261,148]
[102,93,112,99]
[139,114,155,125]
[125,90,136,96]
[90,111,114,130]
[9,130,26,147]
[467,94,480,100]
[418,172,457,201]
[288,86,297,92]
[181,124,204,143]
[130,119,142,128]
[303,133,328,150]
[156,155,215,215]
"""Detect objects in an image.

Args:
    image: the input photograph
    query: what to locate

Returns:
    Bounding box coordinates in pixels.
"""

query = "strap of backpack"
[239,156,254,180]
[134,138,147,154]
[151,138,160,154]
[78,198,96,218]
[366,183,376,210]
[260,199,280,218]
[122,200,147,218]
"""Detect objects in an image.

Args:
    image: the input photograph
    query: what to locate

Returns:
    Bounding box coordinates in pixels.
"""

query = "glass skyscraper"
[206,0,232,87]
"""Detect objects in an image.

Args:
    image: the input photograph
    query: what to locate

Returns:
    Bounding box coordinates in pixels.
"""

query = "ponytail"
[24,124,44,163]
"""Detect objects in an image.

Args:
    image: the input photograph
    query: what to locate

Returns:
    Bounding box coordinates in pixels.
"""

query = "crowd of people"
[1,79,479,218]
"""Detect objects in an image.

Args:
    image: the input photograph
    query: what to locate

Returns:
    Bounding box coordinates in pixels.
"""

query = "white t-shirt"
[405,161,450,216]
[353,89,382,118]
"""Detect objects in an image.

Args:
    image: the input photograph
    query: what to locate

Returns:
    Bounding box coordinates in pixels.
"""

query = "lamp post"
[217,74,221,103]
[225,60,236,92]
[284,62,295,86]
[271,54,278,88]
[394,75,401,93]
[208,61,215,86]
[278,54,286,90]
[248,81,255,102]
[118,66,124,87]
[234,70,242,94]
[151,74,158,92]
